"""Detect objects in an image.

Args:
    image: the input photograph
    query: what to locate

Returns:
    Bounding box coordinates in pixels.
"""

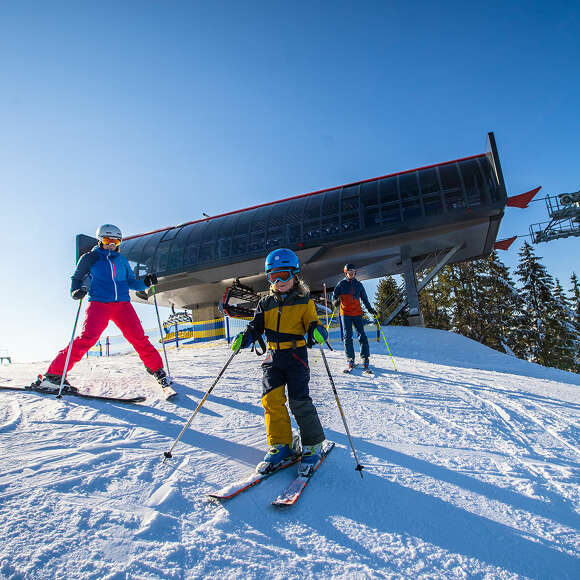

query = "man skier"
[33,224,173,395]
[332,263,376,372]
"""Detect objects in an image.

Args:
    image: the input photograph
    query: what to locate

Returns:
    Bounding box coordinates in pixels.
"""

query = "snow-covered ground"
[0,327,579,579]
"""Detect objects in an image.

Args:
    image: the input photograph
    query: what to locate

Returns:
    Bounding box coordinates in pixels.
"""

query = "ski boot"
[152,368,172,387]
[30,374,78,394]
[148,368,177,399]
[343,359,355,373]
[297,442,323,477]
[257,436,300,474]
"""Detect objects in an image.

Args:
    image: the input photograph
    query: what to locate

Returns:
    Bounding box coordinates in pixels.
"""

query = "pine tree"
[479,251,523,354]
[374,276,408,326]
[514,242,559,367]
[549,279,578,371]
[445,260,486,343]
[570,273,580,372]
[418,269,452,330]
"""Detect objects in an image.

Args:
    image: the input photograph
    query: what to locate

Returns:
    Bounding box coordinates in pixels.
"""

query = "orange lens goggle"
[101,236,122,246]
[267,269,294,283]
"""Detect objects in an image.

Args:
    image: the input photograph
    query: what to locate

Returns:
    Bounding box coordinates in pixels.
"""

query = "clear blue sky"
[1,1,578,363]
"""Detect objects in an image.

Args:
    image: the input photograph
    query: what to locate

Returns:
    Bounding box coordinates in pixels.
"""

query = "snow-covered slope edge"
[0,327,578,579]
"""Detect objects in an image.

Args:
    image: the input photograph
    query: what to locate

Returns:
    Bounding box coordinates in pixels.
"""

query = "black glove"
[144,273,158,287]
[71,288,87,300]
[136,290,149,301]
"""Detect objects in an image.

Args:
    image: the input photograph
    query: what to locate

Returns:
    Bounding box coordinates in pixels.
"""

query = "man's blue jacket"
[70,246,147,303]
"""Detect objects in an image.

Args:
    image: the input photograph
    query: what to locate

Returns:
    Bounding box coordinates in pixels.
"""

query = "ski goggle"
[267,269,294,283]
[101,236,122,246]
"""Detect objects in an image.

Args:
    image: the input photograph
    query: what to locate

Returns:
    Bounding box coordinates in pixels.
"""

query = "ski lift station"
[77,132,508,325]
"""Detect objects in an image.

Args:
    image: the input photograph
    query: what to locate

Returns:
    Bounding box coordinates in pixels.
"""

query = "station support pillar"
[402,257,425,327]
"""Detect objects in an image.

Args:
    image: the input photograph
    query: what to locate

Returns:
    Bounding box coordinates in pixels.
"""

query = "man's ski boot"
[297,442,324,477]
[362,359,374,375]
[30,374,78,394]
[257,436,300,474]
[343,359,356,373]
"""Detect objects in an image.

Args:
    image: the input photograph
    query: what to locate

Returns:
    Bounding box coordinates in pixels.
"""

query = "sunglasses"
[267,269,294,283]
[101,237,122,246]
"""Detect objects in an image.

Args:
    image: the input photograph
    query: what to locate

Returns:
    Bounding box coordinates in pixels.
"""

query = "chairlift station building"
[78,132,508,324]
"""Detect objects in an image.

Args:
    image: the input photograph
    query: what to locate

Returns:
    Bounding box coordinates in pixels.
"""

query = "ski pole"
[373,314,397,372]
[162,349,240,462]
[318,344,364,477]
[152,285,171,377]
[57,297,84,399]
[313,307,337,365]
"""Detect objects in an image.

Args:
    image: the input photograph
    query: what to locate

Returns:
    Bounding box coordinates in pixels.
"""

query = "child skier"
[33,224,172,394]
[232,248,329,476]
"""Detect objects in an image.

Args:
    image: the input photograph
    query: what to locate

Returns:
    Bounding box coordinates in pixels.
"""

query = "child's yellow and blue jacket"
[247,285,326,447]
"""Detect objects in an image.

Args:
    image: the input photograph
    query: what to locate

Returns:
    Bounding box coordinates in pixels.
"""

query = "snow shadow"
[220,451,579,579]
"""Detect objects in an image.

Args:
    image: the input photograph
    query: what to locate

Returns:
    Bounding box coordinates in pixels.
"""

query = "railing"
[86,315,380,357]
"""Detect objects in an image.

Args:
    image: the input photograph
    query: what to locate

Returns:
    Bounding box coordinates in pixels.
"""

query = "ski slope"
[0,327,579,579]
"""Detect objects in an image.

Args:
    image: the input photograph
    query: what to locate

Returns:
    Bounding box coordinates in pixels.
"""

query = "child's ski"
[208,455,300,500]
[272,441,335,506]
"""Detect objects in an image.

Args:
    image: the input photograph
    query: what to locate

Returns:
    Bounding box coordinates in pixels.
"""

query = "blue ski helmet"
[265,248,300,274]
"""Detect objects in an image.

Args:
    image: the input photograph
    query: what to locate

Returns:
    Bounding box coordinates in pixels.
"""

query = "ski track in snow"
[0,327,579,579]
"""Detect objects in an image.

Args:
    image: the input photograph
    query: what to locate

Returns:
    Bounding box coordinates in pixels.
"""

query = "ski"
[161,384,178,400]
[208,455,301,500]
[272,440,335,506]
[362,368,374,376]
[0,385,146,404]
[343,364,357,374]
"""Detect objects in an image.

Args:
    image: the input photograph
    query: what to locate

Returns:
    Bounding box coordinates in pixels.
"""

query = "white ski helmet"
[96,224,122,240]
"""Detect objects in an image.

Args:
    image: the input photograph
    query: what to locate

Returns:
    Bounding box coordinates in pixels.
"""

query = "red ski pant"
[47,301,163,376]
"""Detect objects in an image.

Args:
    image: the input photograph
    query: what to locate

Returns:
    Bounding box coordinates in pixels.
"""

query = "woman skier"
[233,248,329,476]
[33,224,172,394]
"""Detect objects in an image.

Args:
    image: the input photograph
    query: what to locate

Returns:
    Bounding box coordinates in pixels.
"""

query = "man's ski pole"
[318,344,364,477]
[373,314,397,372]
[151,285,171,378]
[162,349,240,462]
[57,297,84,399]
[313,307,337,365]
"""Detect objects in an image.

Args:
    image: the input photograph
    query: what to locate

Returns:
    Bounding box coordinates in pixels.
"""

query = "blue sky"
[1,1,579,363]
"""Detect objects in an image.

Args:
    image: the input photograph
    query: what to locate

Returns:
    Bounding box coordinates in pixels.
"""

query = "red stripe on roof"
[124,153,487,241]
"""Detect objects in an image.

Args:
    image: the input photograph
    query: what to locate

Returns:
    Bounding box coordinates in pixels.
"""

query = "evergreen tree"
[418,268,452,330]
[514,242,559,367]
[374,276,408,326]
[479,251,523,354]
[444,259,494,346]
[570,273,580,372]
[549,279,578,371]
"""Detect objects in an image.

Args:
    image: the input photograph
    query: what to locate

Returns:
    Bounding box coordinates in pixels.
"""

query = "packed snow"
[0,327,579,579]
